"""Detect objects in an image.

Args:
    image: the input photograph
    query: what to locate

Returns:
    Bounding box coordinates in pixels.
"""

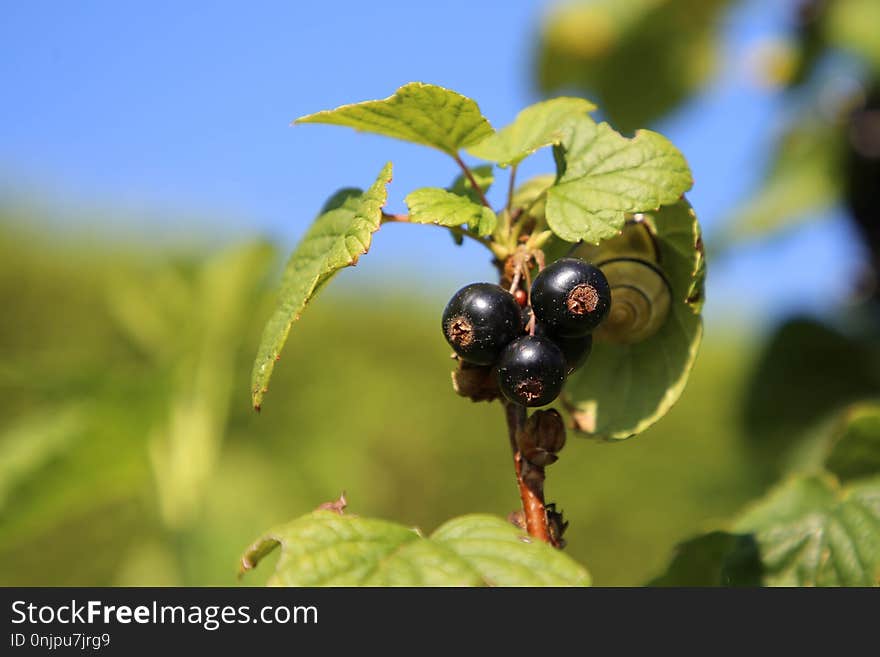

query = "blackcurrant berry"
[496,335,566,407]
[531,257,611,336]
[535,323,592,374]
[513,289,528,307]
[442,283,522,365]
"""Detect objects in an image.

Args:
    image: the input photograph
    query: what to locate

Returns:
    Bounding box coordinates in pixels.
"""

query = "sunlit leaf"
[295,83,493,156]
[466,97,596,167]
[546,118,692,243]
[405,187,497,237]
[241,512,591,586]
[251,163,392,410]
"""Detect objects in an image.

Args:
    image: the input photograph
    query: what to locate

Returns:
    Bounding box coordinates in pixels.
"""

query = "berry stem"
[453,153,492,209]
[503,401,556,546]
[506,164,518,216]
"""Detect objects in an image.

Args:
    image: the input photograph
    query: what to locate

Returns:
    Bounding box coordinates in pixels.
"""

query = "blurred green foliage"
[0,213,768,586]
[536,0,732,133]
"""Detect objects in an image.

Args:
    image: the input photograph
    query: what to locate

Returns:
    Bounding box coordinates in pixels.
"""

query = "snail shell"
[593,257,672,344]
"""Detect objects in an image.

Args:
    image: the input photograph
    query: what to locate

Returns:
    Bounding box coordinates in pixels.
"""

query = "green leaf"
[466,97,596,167]
[826,403,880,484]
[546,118,693,244]
[536,0,732,133]
[449,165,494,205]
[240,512,591,586]
[564,199,704,439]
[405,188,496,237]
[732,474,880,586]
[250,163,392,410]
[295,83,493,156]
[653,475,880,586]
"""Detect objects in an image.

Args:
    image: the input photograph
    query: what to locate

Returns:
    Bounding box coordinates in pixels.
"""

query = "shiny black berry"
[442,283,522,365]
[536,323,592,374]
[531,257,611,336]
[497,335,566,407]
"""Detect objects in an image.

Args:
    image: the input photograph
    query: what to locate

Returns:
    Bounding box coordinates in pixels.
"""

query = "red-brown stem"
[503,401,553,545]
[454,153,492,209]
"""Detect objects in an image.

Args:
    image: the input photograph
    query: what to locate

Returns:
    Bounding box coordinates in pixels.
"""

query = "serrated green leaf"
[466,97,596,167]
[449,165,494,205]
[250,163,392,410]
[653,475,880,586]
[732,474,880,586]
[295,83,493,156]
[546,118,693,244]
[565,199,704,439]
[405,187,497,237]
[826,403,880,484]
[536,0,732,132]
[240,512,591,586]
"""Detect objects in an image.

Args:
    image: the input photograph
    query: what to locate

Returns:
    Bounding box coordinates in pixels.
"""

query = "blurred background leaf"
[536,0,733,133]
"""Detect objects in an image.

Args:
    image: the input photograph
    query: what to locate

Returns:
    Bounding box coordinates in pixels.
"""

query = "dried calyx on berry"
[496,335,566,407]
[531,257,611,336]
[442,283,522,366]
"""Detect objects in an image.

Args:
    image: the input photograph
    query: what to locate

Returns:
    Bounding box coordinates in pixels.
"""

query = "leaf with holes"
[546,117,693,243]
[250,163,392,410]
[240,512,591,586]
[295,83,493,156]
[564,198,704,440]
[405,188,497,237]
[466,97,596,167]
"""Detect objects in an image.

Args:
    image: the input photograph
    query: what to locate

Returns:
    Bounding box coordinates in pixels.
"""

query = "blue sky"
[0,0,865,330]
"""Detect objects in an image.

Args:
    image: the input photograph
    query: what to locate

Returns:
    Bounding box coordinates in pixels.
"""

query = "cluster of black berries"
[442,258,611,407]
